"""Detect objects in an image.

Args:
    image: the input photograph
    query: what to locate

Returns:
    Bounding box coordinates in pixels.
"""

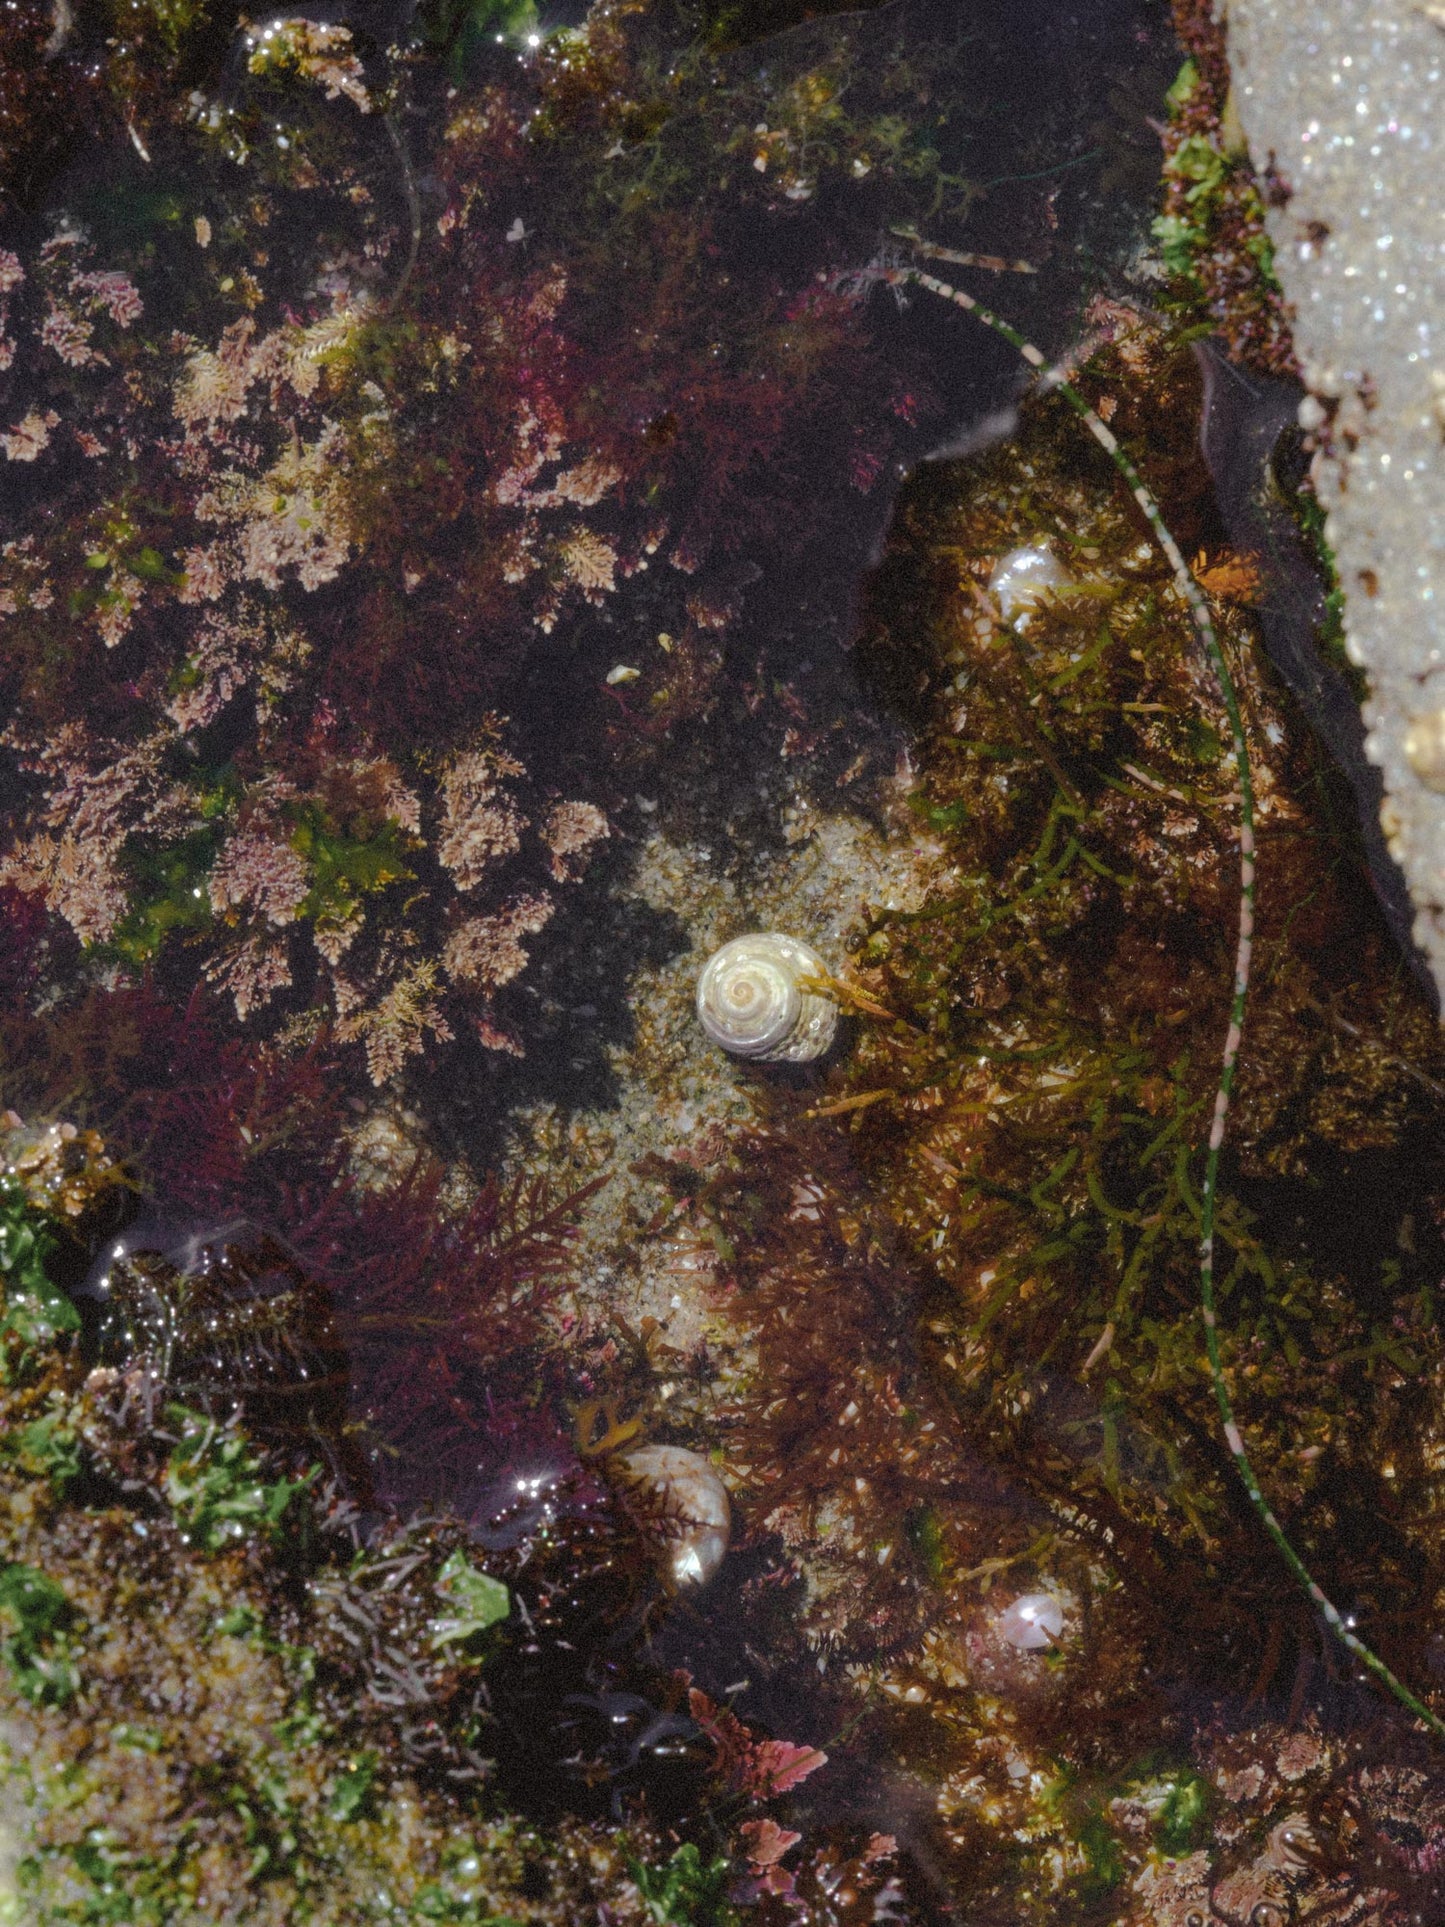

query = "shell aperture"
[994,1591,1066,1650]
[987,541,1077,627]
[617,1444,731,1589]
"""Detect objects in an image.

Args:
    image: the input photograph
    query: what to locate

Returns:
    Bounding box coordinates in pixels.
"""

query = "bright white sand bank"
[1227,0,1445,1001]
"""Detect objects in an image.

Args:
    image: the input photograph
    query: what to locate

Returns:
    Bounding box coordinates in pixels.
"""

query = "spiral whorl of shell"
[695,932,838,1064]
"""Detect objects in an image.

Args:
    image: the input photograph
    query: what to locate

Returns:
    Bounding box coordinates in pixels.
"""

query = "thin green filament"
[891,232,1445,1741]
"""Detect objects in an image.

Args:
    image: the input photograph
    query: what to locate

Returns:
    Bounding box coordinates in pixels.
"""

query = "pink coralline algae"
[687,1685,829,1798]
[0,406,57,460]
[0,0,936,1089]
[0,242,615,1076]
[542,801,610,881]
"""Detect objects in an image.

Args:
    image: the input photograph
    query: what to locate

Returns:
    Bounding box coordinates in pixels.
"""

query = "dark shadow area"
[409,840,694,1171]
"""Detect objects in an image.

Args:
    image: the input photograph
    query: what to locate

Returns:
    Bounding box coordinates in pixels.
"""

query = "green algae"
[0,1170,608,1918]
[0,1156,877,1924]
[427,1553,511,1651]
[0,1182,79,1359]
[630,1844,735,1927]
[105,830,224,971]
[1155,0,1295,375]
[0,1404,83,1496]
[0,1565,80,1710]
[0,1363,663,1923]
[6,0,1445,1915]
[162,1407,318,1554]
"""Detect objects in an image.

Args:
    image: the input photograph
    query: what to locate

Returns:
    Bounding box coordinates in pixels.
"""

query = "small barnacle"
[696,932,839,1063]
[1402,704,1445,793]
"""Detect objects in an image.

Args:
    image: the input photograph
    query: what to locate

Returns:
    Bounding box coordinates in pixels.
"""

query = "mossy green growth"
[0,1403,83,1495]
[163,1406,318,1552]
[0,1370,689,1924]
[1150,1769,1211,1853]
[522,1,978,255]
[100,783,419,975]
[0,1565,79,1709]
[629,1845,736,1927]
[1153,131,1273,287]
[0,1173,752,1925]
[1151,49,1295,373]
[98,0,212,61]
[325,1750,379,1823]
[1033,1755,1211,1905]
[904,1503,946,1583]
[134,0,210,56]
[1164,55,1200,116]
[286,800,417,934]
[414,0,538,79]
[0,1179,79,1361]
[427,1551,511,1652]
[105,825,223,968]
[1287,477,1362,697]
[413,1893,526,1927]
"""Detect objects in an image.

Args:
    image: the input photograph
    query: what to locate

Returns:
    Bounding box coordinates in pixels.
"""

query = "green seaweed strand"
[889,231,1445,1742]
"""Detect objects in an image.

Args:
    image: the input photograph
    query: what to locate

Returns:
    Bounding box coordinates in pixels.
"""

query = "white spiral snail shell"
[617,1445,731,1589]
[695,932,839,1064]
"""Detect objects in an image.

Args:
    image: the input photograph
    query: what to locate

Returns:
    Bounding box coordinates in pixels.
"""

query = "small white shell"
[987,541,1077,628]
[993,1591,1066,1650]
[1403,706,1445,793]
[695,932,838,1064]
[619,1444,731,1589]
